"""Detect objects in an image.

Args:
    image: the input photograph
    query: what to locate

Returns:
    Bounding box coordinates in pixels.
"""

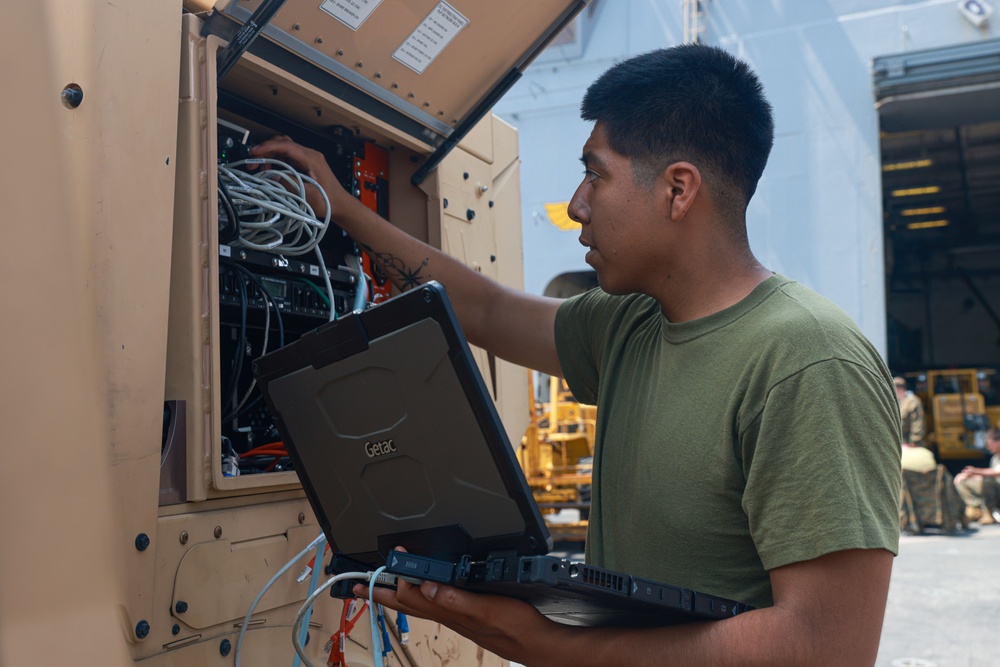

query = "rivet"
[375,72,382,78]
[337,49,344,56]
[214,526,223,539]
[172,624,180,635]
[392,82,399,88]
[315,37,324,44]
[292,23,301,30]
[466,209,476,221]
[175,601,189,614]
[135,620,150,640]
[134,533,150,551]
[423,101,430,107]
[298,512,306,524]
[179,531,189,545]
[220,639,232,657]
[407,92,415,98]
[355,61,363,68]
[463,172,469,180]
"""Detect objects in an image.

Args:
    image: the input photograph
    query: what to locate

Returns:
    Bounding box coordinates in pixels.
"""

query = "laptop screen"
[254,282,552,567]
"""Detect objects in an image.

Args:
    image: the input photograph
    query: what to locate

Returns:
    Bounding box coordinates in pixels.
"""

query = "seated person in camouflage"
[954,428,1000,525]
[894,376,926,447]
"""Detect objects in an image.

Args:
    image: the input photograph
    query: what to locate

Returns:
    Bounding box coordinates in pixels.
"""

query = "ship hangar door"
[875,38,1000,375]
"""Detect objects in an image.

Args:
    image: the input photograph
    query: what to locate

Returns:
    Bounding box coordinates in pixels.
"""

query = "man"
[894,376,926,447]
[254,45,901,666]
[954,428,1000,524]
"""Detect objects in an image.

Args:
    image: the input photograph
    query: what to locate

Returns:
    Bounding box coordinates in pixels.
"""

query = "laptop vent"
[580,566,627,593]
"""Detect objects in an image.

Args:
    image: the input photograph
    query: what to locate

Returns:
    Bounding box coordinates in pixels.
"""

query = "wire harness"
[292,567,397,667]
[219,158,337,320]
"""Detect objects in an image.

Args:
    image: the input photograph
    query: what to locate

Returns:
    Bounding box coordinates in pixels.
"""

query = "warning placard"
[392,1,469,74]
[319,0,383,31]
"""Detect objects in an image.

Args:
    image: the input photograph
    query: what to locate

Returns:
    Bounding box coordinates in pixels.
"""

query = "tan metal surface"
[0,0,180,664]
[6,1,531,663]
[424,114,530,446]
[222,0,581,129]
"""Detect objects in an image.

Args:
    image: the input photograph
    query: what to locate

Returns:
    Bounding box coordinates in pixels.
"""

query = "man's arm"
[357,548,892,667]
[957,466,999,479]
[250,136,563,376]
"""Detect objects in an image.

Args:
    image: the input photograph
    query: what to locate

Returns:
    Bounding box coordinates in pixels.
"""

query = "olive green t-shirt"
[554,275,901,609]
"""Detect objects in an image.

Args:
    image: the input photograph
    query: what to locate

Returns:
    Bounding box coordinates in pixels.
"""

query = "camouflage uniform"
[955,454,1000,515]
[898,391,925,447]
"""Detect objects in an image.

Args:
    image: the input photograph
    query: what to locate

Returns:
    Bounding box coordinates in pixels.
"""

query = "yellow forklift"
[518,374,596,542]
[906,368,1000,463]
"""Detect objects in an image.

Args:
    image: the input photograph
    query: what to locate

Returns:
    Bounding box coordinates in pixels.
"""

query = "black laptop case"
[253,281,552,566]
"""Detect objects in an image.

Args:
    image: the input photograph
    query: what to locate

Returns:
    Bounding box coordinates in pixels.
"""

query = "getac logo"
[364,439,397,458]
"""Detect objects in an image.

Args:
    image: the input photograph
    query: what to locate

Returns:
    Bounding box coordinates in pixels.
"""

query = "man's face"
[567,123,667,295]
[987,436,1000,455]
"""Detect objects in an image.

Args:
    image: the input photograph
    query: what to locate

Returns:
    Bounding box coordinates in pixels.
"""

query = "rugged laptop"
[253,281,751,626]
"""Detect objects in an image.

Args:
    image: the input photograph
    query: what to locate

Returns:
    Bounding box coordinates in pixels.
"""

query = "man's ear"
[660,161,701,221]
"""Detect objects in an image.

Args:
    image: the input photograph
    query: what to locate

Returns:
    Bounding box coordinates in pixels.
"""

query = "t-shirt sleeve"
[740,358,902,571]
[554,289,610,404]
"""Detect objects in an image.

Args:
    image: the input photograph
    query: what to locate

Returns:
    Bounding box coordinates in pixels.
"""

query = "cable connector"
[221,437,240,477]
[370,571,397,587]
[298,543,331,582]
[396,612,409,646]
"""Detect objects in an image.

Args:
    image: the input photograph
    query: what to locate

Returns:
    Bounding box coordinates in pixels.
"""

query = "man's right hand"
[250,135,355,223]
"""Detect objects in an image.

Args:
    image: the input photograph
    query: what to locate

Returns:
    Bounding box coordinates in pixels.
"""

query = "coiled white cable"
[219,158,337,320]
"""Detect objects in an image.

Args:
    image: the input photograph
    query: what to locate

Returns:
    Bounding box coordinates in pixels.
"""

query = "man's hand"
[249,135,355,221]
[957,466,987,483]
[353,577,571,666]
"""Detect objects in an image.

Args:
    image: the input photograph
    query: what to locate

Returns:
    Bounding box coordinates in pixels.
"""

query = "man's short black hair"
[581,44,774,212]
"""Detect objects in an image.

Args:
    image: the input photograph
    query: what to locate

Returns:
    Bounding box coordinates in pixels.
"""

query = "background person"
[894,376,926,447]
[954,428,1000,525]
[253,44,902,666]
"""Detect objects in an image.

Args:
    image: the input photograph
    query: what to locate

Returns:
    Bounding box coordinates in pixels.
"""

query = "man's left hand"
[353,577,570,665]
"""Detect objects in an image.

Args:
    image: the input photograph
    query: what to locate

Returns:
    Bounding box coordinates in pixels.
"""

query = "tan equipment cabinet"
[1,1,586,665]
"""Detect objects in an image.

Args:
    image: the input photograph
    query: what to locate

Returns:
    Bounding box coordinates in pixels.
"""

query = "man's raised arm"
[251,136,563,377]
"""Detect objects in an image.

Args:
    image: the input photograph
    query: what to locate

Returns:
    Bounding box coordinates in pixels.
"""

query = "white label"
[392,1,468,74]
[309,264,320,276]
[319,0,383,31]
[219,244,232,257]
